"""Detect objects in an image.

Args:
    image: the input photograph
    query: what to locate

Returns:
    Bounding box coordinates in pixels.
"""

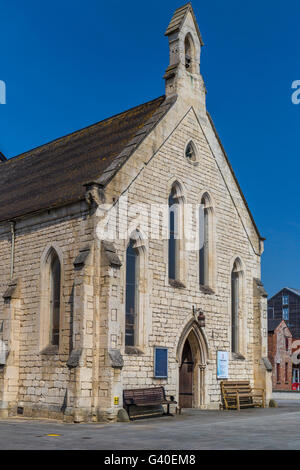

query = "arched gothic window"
[50,252,61,346]
[40,246,62,351]
[125,231,147,349]
[169,188,177,280]
[169,183,184,281]
[231,259,243,353]
[199,193,213,287]
[184,34,195,71]
[125,238,139,346]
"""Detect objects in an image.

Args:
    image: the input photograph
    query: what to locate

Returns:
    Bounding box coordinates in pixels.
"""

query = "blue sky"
[0,0,299,297]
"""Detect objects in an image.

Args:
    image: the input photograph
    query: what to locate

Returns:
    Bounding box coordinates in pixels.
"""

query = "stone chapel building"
[0,3,271,422]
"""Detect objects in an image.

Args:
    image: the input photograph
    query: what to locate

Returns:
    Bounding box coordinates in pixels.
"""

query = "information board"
[217,350,229,379]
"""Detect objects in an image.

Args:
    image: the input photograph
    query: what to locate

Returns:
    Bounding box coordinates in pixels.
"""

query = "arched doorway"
[179,339,194,408]
[177,320,208,409]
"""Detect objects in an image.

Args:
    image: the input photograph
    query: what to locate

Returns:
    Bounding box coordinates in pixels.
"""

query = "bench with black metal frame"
[123,386,177,420]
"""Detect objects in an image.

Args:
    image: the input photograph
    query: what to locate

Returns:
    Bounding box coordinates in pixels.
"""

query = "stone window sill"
[125,346,144,356]
[199,285,215,295]
[232,352,246,361]
[169,279,186,289]
[40,345,59,355]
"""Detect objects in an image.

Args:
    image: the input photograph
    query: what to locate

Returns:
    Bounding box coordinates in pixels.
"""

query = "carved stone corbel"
[193,306,206,327]
[84,182,105,207]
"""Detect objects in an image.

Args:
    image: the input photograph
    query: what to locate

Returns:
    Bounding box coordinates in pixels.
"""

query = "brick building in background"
[268,288,300,386]
[268,320,292,390]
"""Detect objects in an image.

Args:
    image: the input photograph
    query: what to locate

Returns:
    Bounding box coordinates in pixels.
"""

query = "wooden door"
[179,340,194,408]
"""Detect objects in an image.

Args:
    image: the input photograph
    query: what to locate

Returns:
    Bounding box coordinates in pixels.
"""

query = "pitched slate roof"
[165,2,204,46]
[269,287,300,301]
[286,288,300,297]
[0,95,176,223]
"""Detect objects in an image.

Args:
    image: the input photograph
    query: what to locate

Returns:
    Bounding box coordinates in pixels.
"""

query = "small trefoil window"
[185,142,197,162]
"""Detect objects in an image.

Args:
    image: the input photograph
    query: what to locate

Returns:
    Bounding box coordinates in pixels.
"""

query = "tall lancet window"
[199,193,212,287]
[231,259,242,353]
[125,239,139,346]
[199,207,208,286]
[168,185,180,281]
[50,252,61,346]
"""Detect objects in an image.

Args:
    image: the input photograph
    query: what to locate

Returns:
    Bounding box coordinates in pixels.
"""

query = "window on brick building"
[285,362,288,383]
[285,337,289,351]
[276,363,281,383]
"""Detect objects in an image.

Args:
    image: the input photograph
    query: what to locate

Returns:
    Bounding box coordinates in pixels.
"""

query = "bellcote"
[164,3,206,111]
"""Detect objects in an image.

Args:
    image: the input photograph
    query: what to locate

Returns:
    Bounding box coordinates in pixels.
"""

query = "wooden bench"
[123,386,177,420]
[220,380,265,411]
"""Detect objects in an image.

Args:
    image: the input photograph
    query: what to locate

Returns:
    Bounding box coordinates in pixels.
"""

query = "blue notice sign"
[217,351,229,379]
[154,347,168,378]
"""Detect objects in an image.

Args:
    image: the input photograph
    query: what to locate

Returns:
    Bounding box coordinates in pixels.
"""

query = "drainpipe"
[10,221,15,280]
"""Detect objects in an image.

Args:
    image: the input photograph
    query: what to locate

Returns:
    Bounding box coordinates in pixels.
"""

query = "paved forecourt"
[0,401,299,450]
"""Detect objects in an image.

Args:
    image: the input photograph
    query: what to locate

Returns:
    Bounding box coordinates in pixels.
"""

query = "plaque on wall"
[217,350,229,379]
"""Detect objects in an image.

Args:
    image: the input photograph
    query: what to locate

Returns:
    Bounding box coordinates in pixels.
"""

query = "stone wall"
[0,104,268,419]
[0,202,96,420]
[101,100,267,411]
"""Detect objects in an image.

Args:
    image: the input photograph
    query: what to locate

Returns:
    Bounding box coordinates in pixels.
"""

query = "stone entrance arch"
[177,320,208,409]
